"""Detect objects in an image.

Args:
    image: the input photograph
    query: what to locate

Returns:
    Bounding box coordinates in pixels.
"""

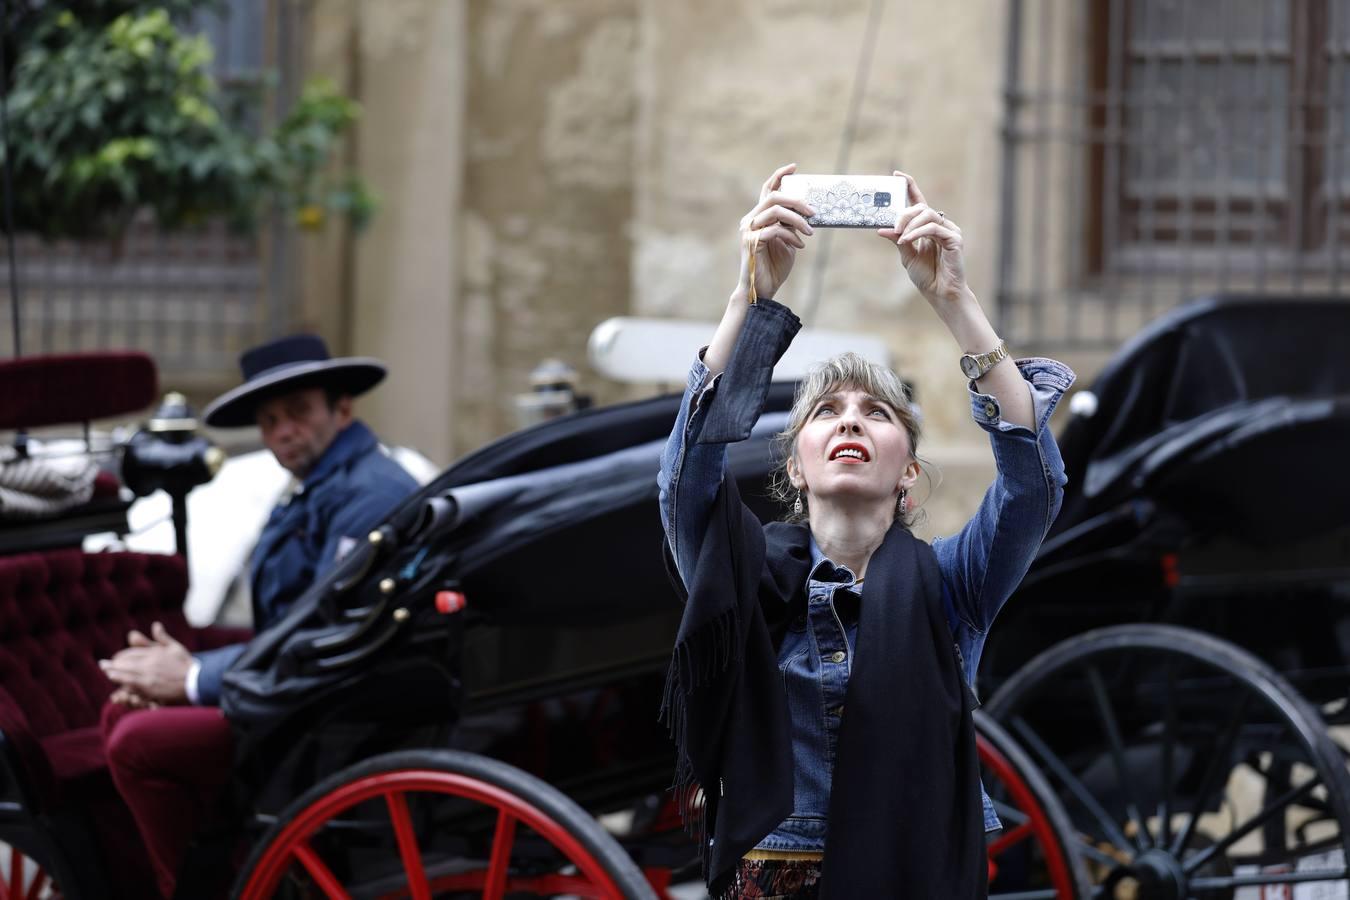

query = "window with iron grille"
[999,0,1349,349]
[0,0,298,384]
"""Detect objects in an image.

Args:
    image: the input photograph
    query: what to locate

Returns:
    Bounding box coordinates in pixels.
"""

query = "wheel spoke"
[9,846,23,900]
[987,821,1036,856]
[292,840,352,900]
[1158,662,1176,849]
[1169,692,1253,857]
[483,809,518,900]
[990,800,1030,828]
[24,870,47,900]
[1085,664,1152,850]
[1077,839,1129,870]
[1010,715,1136,856]
[1181,776,1321,875]
[385,791,431,900]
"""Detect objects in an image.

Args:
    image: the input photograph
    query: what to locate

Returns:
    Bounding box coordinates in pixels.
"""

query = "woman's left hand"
[877,172,970,305]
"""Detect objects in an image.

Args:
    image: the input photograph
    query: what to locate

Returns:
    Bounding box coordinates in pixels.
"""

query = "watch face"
[960,356,981,379]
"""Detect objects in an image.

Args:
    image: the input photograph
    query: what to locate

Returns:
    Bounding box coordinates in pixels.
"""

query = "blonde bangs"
[785,352,914,436]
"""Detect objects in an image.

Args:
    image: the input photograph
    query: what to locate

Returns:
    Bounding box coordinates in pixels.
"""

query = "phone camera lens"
[874,192,891,208]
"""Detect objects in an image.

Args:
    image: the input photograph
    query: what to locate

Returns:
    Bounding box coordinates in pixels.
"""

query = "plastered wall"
[302,0,1022,537]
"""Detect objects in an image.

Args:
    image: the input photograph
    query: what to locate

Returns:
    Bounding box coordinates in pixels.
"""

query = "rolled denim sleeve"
[696,301,801,444]
[932,358,1076,633]
[657,300,803,588]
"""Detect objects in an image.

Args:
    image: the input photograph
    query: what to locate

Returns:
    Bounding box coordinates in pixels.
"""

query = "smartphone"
[779,174,908,228]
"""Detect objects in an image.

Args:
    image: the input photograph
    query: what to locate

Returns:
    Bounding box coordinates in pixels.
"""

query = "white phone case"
[779,174,908,228]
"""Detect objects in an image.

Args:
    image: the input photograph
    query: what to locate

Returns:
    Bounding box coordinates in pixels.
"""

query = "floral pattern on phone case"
[805,180,900,228]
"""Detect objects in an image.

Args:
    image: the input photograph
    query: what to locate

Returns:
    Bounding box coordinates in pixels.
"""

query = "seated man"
[99,334,419,898]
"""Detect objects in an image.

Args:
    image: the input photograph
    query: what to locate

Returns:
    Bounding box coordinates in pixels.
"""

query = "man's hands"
[877,171,971,306]
[100,622,192,709]
[737,163,816,301]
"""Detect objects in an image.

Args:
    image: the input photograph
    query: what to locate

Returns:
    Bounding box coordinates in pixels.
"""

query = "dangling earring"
[896,488,908,518]
[793,490,803,517]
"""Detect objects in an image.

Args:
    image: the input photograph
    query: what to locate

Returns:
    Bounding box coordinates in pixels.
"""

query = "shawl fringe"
[658,604,740,852]
[709,867,741,900]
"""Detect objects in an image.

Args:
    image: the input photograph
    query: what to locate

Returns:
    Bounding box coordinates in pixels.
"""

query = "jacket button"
[829,650,846,664]
[983,401,998,418]
[831,705,844,717]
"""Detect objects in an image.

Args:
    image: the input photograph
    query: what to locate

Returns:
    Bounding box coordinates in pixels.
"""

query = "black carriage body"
[221,382,799,817]
[229,296,1350,812]
[981,296,1350,708]
[13,298,1347,897]
[438,385,795,812]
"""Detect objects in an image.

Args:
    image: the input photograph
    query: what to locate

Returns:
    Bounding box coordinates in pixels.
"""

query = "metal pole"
[1,0,29,457]
[172,490,190,565]
[995,0,1025,341]
[1,0,24,359]
[800,0,886,326]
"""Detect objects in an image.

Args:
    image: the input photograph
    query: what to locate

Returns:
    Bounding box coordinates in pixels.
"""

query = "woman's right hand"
[736,163,816,301]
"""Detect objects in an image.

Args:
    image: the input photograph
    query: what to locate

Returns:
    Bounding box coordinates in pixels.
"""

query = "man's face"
[255,387,353,478]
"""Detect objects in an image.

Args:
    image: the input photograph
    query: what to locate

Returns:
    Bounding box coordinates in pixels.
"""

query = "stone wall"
[301,0,1043,538]
[630,0,1014,537]
[455,0,640,453]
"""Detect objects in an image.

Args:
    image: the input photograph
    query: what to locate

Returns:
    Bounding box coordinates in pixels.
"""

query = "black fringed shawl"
[657,302,985,898]
[660,477,986,898]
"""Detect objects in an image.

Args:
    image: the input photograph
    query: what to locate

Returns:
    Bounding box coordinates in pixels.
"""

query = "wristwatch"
[959,340,1009,381]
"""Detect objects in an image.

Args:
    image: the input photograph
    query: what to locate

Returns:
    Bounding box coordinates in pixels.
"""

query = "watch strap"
[962,340,1009,379]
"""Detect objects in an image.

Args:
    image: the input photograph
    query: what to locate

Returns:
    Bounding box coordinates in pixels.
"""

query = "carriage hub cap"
[1116,849,1187,900]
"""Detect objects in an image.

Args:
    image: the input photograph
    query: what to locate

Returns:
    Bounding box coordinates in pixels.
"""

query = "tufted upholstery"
[0,549,250,808]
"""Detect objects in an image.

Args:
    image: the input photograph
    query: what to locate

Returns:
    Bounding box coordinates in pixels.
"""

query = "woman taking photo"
[657,164,1075,898]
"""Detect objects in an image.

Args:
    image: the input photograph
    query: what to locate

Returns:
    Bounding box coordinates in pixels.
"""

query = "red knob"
[435,590,467,614]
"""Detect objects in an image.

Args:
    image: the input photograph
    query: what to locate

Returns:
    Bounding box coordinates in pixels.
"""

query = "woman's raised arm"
[703,163,815,376]
[877,172,1034,431]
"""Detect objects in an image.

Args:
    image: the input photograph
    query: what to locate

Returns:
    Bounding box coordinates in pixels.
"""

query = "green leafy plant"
[1,3,374,238]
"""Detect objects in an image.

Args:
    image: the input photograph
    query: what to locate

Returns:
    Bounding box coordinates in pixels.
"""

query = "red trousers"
[101,702,234,899]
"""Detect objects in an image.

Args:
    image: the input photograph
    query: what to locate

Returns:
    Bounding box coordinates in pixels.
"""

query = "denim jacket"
[193,420,418,705]
[656,299,1075,850]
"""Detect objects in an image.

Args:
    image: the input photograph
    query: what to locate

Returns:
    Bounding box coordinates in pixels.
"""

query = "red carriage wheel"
[0,842,56,900]
[977,711,1093,899]
[234,749,656,899]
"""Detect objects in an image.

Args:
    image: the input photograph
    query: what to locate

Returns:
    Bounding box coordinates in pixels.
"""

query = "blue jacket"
[194,420,418,705]
[657,299,1075,849]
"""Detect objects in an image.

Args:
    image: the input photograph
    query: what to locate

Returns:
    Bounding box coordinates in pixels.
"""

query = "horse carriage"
[976,296,1350,898]
[1,295,1346,899]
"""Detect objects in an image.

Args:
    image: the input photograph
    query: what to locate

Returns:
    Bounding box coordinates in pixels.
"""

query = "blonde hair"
[768,352,926,526]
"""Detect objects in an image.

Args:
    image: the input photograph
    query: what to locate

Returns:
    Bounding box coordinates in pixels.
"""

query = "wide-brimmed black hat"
[203,334,387,428]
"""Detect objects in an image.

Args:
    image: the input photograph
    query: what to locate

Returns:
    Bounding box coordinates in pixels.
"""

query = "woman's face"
[787,386,919,509]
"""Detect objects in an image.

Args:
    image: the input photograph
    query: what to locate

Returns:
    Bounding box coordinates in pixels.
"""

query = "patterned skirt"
[726,857,823,899]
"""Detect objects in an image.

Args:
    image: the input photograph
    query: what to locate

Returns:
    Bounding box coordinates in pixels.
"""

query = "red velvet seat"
[0,353,251,894]
[0,549,249,801]
[0,548,250,894]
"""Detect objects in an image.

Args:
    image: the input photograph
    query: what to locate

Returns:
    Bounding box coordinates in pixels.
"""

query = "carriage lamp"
[121,392,224,562]
[513,359,593,429]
